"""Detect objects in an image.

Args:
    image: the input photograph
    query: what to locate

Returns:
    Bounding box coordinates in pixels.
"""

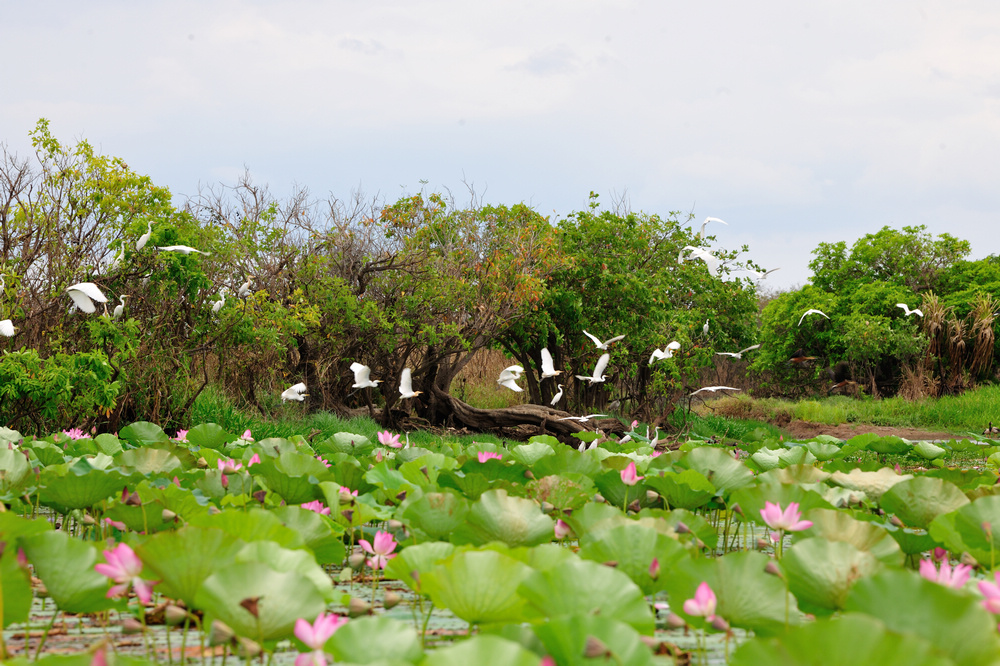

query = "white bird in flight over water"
[399,368,422,399]
[798,309,830,326]
[649,341,681,365]
[66,282,108,314]
[550,383,564,406]
[351,362,381,388]
[897,303,924,317]
[716,344,761,360]
[576,353,610,385]
[696,216,728,239]
[539,348,561,378]
[690,386,742,396]
[157,245,210,256]
[582,330,625,350]
[280,382,308,402]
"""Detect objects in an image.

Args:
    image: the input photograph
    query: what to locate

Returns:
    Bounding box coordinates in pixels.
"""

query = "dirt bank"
[783,420,961,441]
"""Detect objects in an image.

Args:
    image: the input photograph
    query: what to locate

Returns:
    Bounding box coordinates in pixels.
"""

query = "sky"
[3,1,999,290]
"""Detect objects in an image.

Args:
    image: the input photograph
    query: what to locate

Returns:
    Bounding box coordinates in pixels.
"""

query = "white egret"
[703,319,710,336]
[281,382,308,402]
[575,353,610,385]
[350,362,381,388]
[690,386,742,396]
[716,344,761,360]
[113,295,128,319]
[582,330,625,350]
[136,220,154,251]
[798,309,830,326]
[681,246,721,277]
[238,276,254,298]
[897,303,924,317]
[550,384,564,406]
[156,245,210,256]
[399,368,422,399]
[212,289,226,313]
[497,364,525,392]
[0,320,15,337]
[743,267,781,282]
[696,216,728,239]
[539,348,561,378]
[498,376,523,392]
[649,340,682,365]
[557,413,608,422]
[66,282,108,314]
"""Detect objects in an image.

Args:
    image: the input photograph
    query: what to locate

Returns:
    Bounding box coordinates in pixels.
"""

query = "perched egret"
[550,383,564,406]
[690,386,742,396]
[66,282,108,314]
[281,382,308,402]
[113,295,128,319]
[703,319,710,336]
[497,364,525,392]
[539,348,561,378]
[649,341,682,365]
[798,309,830,326]
[557,413,608,422]
[238,276,254,298]
[350,362,381,388]
[399,368,422,399]
[716,344,761,360]
[212,289,226,313]
[575,353,610,385]
[897,303,924,317]
[156,245,210,256]
[681,246,721,277]
[0,319,15,337]
[582,330,625,350]
[136,220,154,251]
[696,216,728,239]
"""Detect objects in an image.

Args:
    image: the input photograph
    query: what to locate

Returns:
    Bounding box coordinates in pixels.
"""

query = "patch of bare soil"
[783,420,959,441]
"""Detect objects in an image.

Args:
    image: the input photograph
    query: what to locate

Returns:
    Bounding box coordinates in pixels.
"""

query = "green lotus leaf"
[118,421,168,445]
[0,513,53,542]
[25,440,65,466]
[928,495,1000,567]
[399,459,443,489]
[396,489,470,541]
[328,616,423,664]
[532,446,602,479]
[518,557,654,634]
[0,427,21,444]
[637,508,719,550]
[366,464,419,496]
[420,634,540,666]
[759,464,832,486]
[21,531,119,614]
[195,561,327,641]
[104,499,173,533]
[846,568,1000,666]
[663,550,803,636]
[234,541,333,602]
[93,433,123,456]
[804,440,842,461]
[187,508,305,549]
[800,508,903,565]
[422,549,533,625]
[452,489,554,547]
[880,476,969,528]
[324,432,374,455]
[781,537,882,614]
[136,525,245,607]
[508,542,576,571]
[751,446,817,471]
[272,505,346,565]
[912,441,947,460]
[460,458,530,487]
[579,522,688,595]
[531,615,655,666]
[525,474,593,511]
[0,447,31,493]
[383,541,456,594]
[185,423,235,450]
[563,501,629,539]
[867,436,912,455]
[115,447,182,476]
[1,541,32,627]
[731,613,955,666]
[508,441,556,466]
[38,461,133,511]
[681,446,754,497]
[843,433,880,451]
[828,468,912,502]
[729,482,833,528]
[643,469,715,510]
[395,446,438,463]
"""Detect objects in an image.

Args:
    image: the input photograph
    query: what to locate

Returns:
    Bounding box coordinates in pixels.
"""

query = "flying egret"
[690,386,742,396]
[550,383,564,406]
[798,309,830,326]
[744,267,781,282]
[575,353,610,385]
[716,344,761,360]
[66,282,108,313]
[212,289,226,313]
[696,216,728,239]
[113,295,128,319]
[539,348,561,378]
[238,276,254,298]
[897,303,924,317]
[350,362,381,388]
[649,341,681,365]
[136,220,154,251]
[0,319,14,337]
[497,364,525,392]
[582,330,625,350]
[681,246,721,277]
[557,413,608,422]
[399,368,422,399]
[280,382,308,402]
[156,245,210,256]
[498,375,523,392]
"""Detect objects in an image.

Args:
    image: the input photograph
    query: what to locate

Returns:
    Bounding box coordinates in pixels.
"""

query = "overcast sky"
[3,1,998,289]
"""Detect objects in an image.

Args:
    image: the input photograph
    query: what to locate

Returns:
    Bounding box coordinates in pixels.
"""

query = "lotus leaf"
[420,634,540,666]
[532,446,602,478]
[115,447,182,476]
[751,445,816,471]
[451,489,554,547]
[593,468,653,509]
[366,464,419,496]
[579,522,688,595]
[564,501,629,538]
[328,616,423,664]
[637,508,719,549]
[38,461,133,511]
[912,441,947,460]
[422,549,533,625]
[25,440,65,466]
[928,495,1000,567]
[508,441,555,466]
[0,447,30,493]
[803,440,841,461]
[729,482,833,528]
[271,505,346,564]
[525,474,593,511]
[828,468,912,501]
[880,476,969,528]
[253,451,332,504]
[642,469,715,510]
[781,537,881,614]
[384,541,456,593]
[137,526,245,607]
[681,446,754,496]
[118,421,168,445]
[532,615,654,666]
[185,423,234,450]
[801,508,903,565]
[234,541,334,601]
[324,432,374,455]
[1,541,32,627]
[187,508,305,549]
[760,464,831,486]
[396,489,470,541]
[22,531,118,613]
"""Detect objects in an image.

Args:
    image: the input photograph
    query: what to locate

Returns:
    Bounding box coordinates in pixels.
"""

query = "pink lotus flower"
[241,429,254,442]
[979,572,1000,614]
[62,427,88,440]
[648,557,660,580]
[338,486,358,498]
[620,461,643,486]
[374,449,384,463]
[760,501,813,534]
[358,531,398,570]
[293,611,348,666]
[919,558,972,589]
[554,519,571,540]
[103,518,127,531]
[301,500,331,515]
[94,543,159,604]
[174,429,189,442]
[247,453,261,466]
[682,581,718,621]
[477,451,503,463]
[218,458,243,474]
[316,455,332,468]
[377,431,402,448]
[931,547,948,562]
